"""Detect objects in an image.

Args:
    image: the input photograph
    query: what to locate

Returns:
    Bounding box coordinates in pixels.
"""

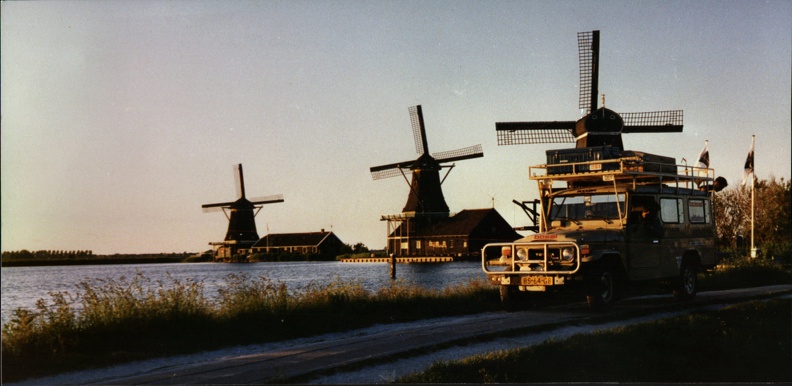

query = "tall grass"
[1,273,498,382]
[2,258,788,382]
[700,255,792,290]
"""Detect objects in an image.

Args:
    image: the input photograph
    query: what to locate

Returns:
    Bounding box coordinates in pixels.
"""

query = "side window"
[660,198,683,224]
[688,199,711,224]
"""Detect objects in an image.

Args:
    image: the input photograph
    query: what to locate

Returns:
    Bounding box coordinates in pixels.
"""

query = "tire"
[500,285,520,311]
[586,265,619,310]
[673,263,698,301]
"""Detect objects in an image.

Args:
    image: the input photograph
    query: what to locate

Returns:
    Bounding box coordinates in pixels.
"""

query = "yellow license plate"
[521,276,553,286]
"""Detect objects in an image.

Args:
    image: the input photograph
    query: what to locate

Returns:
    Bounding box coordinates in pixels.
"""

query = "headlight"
[516,248,528,261]
[561,247,575,263]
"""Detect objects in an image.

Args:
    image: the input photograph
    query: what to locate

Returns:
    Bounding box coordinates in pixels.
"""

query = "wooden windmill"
[495,30,683,150]
[371,105,483,216]
[202,164,283,259]
[370,105,484,256]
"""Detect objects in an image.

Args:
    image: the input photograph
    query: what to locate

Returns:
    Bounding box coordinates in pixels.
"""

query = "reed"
[1,273,498,382]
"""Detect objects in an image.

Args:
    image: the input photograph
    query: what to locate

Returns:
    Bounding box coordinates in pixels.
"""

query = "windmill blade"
[433,144,484,164]
[202,201,236,209]
[248,194,285,205]
[409,105,429,155]
[578,30,600,115]
[201,206,227,213]
[233,164,246,199]
[370,167,412,180]
[495,121,577,145]
[621,110,683,133]
[370,160,415,180]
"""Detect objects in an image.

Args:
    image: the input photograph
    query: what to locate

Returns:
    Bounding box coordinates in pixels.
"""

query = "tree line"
[714,176,791,261]
[2,250,94,260]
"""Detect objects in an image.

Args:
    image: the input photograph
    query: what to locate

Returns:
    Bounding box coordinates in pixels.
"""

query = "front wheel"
[500,285,520,311]
[673,263,698,301]
[586,266,619,310]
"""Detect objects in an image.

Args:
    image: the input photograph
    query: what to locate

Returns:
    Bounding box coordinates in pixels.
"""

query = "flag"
[741,136,755,186]
[696,141,709,169]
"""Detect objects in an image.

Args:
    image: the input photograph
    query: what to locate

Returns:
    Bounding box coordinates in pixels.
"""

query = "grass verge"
[1,273,499,383]
[2,256,789,383]
[398,298,792,383]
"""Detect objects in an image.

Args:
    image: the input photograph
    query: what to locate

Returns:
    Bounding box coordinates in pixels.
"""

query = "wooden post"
[390,253,396,279]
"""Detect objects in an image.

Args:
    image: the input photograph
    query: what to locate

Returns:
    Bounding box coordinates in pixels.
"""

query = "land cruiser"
[482,148,723,309]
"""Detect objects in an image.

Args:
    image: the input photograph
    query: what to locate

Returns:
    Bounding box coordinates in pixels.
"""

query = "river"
[0,261,484,326]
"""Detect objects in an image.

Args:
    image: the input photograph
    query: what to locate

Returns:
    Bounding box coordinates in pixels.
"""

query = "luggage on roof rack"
[545,147,676,175]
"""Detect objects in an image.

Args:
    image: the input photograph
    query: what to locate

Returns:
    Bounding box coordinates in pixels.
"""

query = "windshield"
[549,193,625,223]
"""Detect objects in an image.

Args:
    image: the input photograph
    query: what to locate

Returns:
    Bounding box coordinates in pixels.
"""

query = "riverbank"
[2,256,789,383]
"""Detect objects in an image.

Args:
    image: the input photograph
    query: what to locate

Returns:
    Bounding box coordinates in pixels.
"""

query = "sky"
[2,1,790,254]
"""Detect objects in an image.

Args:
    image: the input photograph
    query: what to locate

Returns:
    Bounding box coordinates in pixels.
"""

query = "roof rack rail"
[529,156,714,191]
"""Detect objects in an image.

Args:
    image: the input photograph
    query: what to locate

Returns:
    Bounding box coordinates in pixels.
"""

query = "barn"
[383,208,521,258]
[251,230,346,257]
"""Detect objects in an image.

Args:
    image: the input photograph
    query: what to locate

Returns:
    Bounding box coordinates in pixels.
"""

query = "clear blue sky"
[2,1,790,254]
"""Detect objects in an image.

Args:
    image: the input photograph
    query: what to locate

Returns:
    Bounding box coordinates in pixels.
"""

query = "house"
[251,230,346,256]
[384,208,521,258]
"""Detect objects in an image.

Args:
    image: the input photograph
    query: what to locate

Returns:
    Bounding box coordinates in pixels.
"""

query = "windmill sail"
[410,105,429,155]
[496,121,577,145]
[621,110,683,133]
[578,30,599,115]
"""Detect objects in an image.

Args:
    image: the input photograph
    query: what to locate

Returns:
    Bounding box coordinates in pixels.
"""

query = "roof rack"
[529,156,715,191]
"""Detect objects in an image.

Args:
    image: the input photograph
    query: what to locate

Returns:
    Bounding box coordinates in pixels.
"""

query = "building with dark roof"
[251,230,346,256]
[384,208,521,258]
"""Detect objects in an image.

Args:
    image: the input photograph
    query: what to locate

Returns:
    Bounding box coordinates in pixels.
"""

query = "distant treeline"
[1,250,197,267]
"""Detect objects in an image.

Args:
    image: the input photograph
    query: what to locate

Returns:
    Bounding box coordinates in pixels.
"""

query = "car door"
[627,195,664,280]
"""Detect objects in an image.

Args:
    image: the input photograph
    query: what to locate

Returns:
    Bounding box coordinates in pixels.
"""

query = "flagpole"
[750,135,756,259]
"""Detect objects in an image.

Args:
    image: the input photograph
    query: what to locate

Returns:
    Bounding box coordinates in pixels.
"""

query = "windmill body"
[202,164,283,259]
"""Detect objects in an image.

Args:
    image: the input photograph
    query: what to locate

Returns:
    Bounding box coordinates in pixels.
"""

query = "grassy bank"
[399,298,791,383]
[2,257,789,382]
[1,274,499,383]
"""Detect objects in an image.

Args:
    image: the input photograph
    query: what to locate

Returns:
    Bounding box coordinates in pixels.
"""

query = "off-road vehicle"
[482,148,723,309]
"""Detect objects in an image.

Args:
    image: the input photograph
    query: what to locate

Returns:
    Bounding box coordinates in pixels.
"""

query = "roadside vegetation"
[714,176,791,263]
[2,255,789,383]
[399,298,791,383]
[1,273,499,383]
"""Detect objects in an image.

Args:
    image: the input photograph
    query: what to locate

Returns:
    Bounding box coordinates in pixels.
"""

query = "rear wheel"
[586,266,619,310]
[673,263,698,301]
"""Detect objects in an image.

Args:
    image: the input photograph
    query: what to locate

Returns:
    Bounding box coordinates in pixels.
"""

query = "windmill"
[370,105,483,217]
[495,30,683,150]
[202,164,283,258]
[370,105,485,257]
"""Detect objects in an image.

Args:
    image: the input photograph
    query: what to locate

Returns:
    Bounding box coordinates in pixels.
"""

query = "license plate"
[521,276,553,286]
